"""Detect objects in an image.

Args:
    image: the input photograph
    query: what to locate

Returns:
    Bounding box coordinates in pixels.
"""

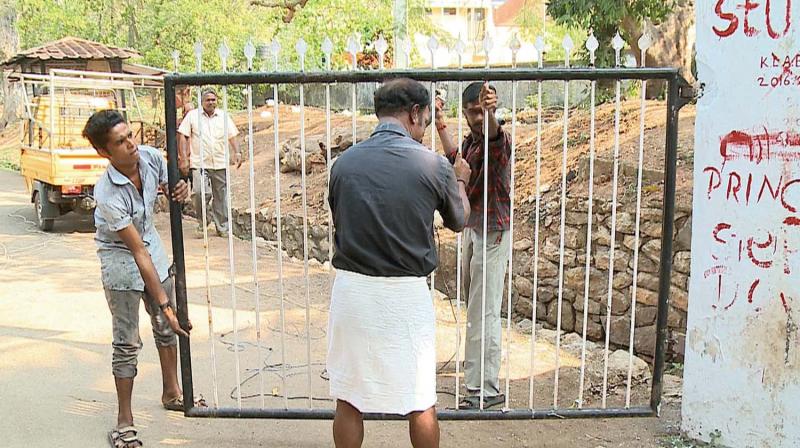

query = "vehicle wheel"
[34,192,55,231]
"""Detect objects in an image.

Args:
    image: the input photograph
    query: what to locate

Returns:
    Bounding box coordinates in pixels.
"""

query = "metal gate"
[163,33,692,420]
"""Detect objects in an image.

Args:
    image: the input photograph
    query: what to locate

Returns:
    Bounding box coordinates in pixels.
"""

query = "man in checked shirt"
[436,81,511,409]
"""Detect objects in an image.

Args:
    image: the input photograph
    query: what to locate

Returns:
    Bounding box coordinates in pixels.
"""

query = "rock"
[595,250,628,271]
[607,315,631,346]
[514,275,534,298]
[536,285,557,303]
[668,307,685,328]
[635,305,658,327]
[565,210,589,225]
[546,300,575,332]
[636,288,660,306]
[674,216,692,251]
[563,225,584,250]
[623,235,639,251]
[538,259,560,278]
[637,273,661,291]
[606,349,652,384]
[595,226,612,246]
[616,212,636,234]
[633,325,658,356]
[542,238,577,264]
[561,332,598,354]
[311,225,328,239]
[538,328,562,343]
[633,254,660,274]
[671,272,689,291]
[279,138,313,174]
[640,208,663,221]
[613,272,633,290]
[513,250,533,276]
[642,239,662,261]
[513,238,533,251]
[516,318,534,334]
[565,266,607,296]
[671,286,689,312]
[574,297,604,315]
[260,222,275,240]
[662,374,683,402]
[642,221,662,238]
[536,302,547,321]
[514,297,533,317]
[611,290,632,315]
[575,312,604,340]
[673,251,691,275]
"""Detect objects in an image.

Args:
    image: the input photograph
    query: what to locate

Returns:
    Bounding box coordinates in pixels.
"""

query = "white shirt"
[178,108,239,170]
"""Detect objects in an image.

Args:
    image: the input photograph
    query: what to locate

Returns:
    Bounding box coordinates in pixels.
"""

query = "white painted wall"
[683,1,800,446]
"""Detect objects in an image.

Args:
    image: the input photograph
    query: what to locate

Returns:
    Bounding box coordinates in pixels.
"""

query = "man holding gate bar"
[436,81,512,409]
[327,78,471,447]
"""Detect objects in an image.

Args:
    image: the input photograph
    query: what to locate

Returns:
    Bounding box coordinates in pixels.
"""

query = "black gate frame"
[164,68,693,420]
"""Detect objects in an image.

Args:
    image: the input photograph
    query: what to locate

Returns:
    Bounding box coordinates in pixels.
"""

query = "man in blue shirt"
[83,110,192,448]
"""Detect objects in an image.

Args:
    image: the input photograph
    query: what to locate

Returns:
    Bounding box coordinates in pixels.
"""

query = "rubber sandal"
[108,426,142,448]
[458,393,506,410]
[162,394,207,411]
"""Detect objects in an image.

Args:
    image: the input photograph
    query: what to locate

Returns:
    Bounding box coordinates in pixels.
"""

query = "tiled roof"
[494,0,526,27]
[3,36,139,66]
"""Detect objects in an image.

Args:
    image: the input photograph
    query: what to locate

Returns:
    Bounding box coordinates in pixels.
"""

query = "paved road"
[0,168,678,447]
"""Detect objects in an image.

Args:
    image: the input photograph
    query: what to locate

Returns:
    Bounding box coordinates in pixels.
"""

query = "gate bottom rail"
[185,406,656,420]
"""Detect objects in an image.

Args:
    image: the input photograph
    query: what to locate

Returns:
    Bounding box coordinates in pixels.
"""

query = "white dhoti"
[326,269,437,415]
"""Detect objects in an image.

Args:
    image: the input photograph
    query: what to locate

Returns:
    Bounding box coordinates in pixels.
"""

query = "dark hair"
[201,88,218,99]
[82,109,126,150]
[462,81,496,105]
[374,78,430,118]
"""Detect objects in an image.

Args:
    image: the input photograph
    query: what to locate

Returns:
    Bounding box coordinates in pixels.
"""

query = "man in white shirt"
[177,89,241,237]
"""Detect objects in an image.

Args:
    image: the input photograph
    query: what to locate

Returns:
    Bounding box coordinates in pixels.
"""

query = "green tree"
[16,0,434,73]
[545,0,676,67]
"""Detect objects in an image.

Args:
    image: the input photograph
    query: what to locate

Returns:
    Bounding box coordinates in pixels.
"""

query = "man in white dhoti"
[327,78,472,448]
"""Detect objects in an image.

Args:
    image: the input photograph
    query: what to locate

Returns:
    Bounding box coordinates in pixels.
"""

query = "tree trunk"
[0,1,21,130]
[623,0,696,98]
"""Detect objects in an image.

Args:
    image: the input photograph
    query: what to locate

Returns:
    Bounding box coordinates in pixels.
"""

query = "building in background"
[414,0,540,67]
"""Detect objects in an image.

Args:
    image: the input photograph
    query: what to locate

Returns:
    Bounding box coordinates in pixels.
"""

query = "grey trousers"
[104,277,177,378]
[462,228,511,397]
[191,168,229,232]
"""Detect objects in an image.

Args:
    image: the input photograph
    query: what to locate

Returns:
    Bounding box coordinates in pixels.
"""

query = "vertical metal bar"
[244,41,265,408]
[454,40,465,410]
[602,35,625,408]
[503,37,520,411]
[323,39,333,267]
[165,78,195,414]
[195,43,220,408]
[578,34,599,409]
[428,37,438,301]
[626,37,650,408]
[478,37,492,411]
[349,38,358,145]
[529,37,545,410]
[296,40,314,410]
[650,76,680,414]
[219,43,243,409]
[554,38,573,409]
[271,41,290,410]
[48,73,54,177]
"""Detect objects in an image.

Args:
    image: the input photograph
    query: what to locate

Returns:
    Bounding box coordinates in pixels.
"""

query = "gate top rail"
[164,67,681,87]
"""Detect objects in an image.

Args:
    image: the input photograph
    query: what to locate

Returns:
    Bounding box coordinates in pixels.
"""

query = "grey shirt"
[329,121,465,277]
[94,145,170,291]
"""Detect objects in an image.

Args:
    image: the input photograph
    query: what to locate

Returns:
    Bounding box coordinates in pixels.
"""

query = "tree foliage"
[546,0,675,65]
[15,0,433,73]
